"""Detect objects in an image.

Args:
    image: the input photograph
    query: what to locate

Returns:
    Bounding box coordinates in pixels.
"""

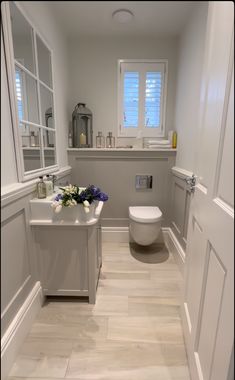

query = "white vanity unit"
[30,196,103,303]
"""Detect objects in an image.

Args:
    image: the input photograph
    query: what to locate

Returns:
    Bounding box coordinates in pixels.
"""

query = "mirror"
[9,3,57,176]
[15,66,39,124]
[36,34,53,88]
[10,2,35,74]
[40,84,54,128]
[44,149,56,167]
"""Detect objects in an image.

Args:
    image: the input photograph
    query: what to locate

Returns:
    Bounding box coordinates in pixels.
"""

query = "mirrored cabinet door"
[7,2,57,179]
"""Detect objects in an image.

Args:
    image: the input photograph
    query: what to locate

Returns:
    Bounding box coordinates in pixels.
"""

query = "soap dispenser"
[45,175,53,196]
[37,176,46,199]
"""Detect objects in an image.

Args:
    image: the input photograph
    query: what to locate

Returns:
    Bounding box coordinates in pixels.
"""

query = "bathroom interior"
[1,1,234,380]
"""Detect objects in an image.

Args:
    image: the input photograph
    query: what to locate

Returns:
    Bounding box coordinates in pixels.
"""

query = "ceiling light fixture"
[112,9,134,24]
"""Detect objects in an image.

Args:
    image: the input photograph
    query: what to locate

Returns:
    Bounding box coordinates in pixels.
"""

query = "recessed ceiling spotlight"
[112,9,134,24]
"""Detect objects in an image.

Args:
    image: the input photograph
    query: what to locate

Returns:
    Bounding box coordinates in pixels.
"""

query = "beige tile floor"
[8,242,190,380]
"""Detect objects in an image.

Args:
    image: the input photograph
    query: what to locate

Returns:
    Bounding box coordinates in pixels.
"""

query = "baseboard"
[1,281,44,380]
[102,227,130,242]
[162,227,185,276]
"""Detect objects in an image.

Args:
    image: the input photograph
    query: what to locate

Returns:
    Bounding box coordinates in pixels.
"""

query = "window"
[118,60,167,137]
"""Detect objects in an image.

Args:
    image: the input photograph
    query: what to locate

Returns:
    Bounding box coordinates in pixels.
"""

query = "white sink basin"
[30,194,104,226]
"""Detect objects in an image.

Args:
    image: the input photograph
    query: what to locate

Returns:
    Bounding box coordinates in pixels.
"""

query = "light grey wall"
[67,35,179,145]
[68,150,176,227]
[174,2,208,172]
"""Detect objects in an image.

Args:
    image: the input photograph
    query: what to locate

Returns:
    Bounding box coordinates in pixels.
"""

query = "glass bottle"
[37,176,46,199]
[96,131,105,148]
[30,131,36,147]
[106,132,115,148]
[45,175,53,196]
[68,131,73,148]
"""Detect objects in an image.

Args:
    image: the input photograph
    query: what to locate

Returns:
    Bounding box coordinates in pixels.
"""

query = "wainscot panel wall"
[170,167,193,251]
[1,168,71,380]
[68,149,176,228]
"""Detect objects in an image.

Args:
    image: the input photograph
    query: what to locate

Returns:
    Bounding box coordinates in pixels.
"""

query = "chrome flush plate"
[135,175,153,189]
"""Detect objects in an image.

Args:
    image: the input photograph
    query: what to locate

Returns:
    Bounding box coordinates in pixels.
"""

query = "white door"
[182,2,234,380]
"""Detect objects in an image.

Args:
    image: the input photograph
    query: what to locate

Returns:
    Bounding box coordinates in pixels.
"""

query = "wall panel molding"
[170,166,192,252]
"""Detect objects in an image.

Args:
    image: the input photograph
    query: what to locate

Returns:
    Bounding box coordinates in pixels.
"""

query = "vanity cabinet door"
[34,227,89,296]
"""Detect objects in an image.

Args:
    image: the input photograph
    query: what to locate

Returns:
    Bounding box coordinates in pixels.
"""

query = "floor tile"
[9,337,73,378]
[66,340,188,378]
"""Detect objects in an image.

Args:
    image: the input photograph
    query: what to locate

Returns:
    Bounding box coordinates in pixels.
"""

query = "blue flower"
[88,185,101,197]
[54,193,63,202]
[96,192,108,201]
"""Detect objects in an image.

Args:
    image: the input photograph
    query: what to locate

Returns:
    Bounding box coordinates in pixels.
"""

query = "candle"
[80,133,86,145]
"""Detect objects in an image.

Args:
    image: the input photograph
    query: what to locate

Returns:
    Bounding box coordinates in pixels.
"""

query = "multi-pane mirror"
[8,2,57,178]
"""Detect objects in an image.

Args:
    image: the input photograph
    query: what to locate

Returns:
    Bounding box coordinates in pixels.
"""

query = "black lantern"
[72,103,93,148]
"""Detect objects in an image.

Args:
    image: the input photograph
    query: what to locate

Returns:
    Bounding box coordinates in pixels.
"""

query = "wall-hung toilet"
[129,206,162,246]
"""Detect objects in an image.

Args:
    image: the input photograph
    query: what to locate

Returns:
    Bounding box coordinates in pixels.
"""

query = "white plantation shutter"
[15,68,23,121]
[118,61,167,137]
[145,71,162,128]
[123,71,139,128]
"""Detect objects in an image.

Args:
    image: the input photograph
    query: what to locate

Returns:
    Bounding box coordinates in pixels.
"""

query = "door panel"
[196,244,226,380]
[182,3,234,380]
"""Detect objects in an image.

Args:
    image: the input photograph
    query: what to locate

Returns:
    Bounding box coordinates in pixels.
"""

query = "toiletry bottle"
[30,131,36,147]
[96,131,105,148]
[37,176,46,199]
[172,131,177,148]
[136,130,143,149]
[168,130,174,146]
[68,131,73,148]
[45,175,53,196]
[106,132,115,148]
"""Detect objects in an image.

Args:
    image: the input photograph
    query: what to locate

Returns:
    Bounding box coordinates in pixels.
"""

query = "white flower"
[84,206,90,213]
[54,204,62,213]
[66,199,77,208]
[51,201,59,209]
[83,200,90,208]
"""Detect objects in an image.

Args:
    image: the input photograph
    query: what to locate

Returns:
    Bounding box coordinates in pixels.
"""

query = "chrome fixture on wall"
[72,103,93,148]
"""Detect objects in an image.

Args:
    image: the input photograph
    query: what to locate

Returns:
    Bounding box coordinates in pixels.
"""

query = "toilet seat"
[129,206,162,223]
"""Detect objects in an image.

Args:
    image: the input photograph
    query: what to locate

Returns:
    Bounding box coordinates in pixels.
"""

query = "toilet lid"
[129,206,162,223]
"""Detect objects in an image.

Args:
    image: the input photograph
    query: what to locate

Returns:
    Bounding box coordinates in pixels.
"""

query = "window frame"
[117,59,168,138]
[1,1,58,182]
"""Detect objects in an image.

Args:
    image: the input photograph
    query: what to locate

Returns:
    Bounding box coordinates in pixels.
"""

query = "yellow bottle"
[172,131,177,148]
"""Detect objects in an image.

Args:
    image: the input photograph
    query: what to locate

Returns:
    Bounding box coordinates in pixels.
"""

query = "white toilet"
[129,206,162,246]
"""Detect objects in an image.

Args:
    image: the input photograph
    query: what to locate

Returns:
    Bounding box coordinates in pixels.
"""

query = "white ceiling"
[46,1,200,38]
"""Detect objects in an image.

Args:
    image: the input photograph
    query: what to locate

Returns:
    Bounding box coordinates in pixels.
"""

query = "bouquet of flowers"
[51,184,108,214]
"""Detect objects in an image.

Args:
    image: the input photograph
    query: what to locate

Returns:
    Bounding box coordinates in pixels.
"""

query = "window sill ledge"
[67,148,177,152]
